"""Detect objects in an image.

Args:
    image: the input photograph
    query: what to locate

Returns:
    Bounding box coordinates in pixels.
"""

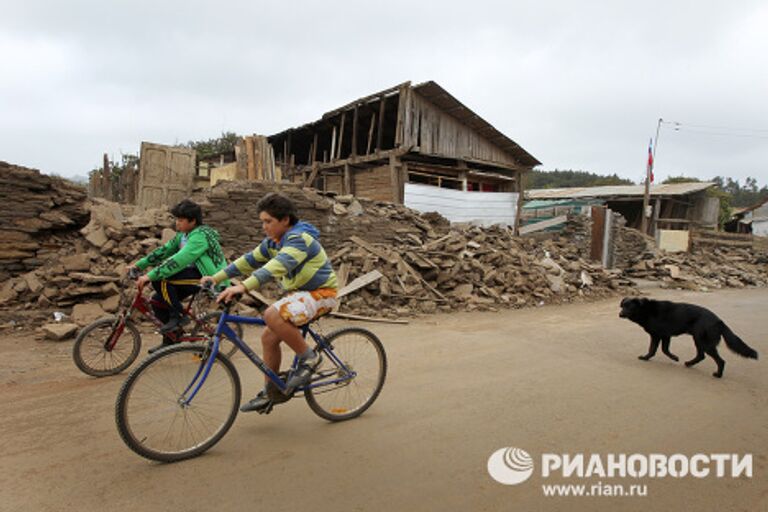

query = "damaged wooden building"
[267,81,540,229]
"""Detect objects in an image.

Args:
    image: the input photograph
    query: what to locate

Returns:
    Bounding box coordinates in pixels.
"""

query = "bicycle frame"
[104,288,200,351]
[182,309,356,406]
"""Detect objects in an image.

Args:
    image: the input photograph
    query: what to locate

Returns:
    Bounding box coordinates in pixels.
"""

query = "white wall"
[753,219,768,237]
[404,183,518,226]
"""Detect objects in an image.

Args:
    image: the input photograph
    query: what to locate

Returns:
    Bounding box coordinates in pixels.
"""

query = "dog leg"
[685,347,705,368]
[705,347,725,378]
[661,337,678,362]
[639,337,660,361]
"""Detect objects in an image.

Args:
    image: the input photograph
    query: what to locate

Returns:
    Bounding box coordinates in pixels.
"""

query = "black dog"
[619,297,758,378]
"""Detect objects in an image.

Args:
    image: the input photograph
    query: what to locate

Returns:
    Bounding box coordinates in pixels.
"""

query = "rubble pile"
[326,222,632,317]
[200,180,451,259]
[623,246,768,291]
[1,166,766,331]
[0,198,174,320]
[0,162,89,281]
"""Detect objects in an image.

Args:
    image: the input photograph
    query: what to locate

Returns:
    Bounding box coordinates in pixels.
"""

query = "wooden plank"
[332,262,351,313]
[329,312,408,325]
[247,289,273,306]
[519,215,568,235]
[349,236,399,264]
[312,132,318,165]
[366,112,376,155]
[304,163,319,188]
[245,136,257,180]
[395,254,447,301]
[351,105,359,158]
[337,270,383,297]
[590,206,606,262]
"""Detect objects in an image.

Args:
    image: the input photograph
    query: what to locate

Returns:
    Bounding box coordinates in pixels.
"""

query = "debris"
[42,322,78,340]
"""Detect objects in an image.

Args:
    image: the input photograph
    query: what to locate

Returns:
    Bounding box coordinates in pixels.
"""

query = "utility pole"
[641,118,663,234]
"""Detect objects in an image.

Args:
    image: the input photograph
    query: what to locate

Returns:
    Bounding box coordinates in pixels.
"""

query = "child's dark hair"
[170,199,203,226]
[257,193,298,225]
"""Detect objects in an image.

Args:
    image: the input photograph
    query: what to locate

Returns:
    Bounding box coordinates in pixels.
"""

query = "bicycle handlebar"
[128,267,142,280]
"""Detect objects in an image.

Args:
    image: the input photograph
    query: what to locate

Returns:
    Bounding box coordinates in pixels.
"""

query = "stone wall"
[199,180,448,259]
[0,162,89,280]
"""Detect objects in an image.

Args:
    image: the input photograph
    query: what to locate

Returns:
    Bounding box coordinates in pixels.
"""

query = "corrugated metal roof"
[527,182,716,199]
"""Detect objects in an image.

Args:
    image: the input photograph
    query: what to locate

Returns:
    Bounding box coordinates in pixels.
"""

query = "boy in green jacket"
[130,199,227,348]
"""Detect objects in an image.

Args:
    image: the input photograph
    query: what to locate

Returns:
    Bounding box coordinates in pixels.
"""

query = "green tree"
[527,169,633,188]
[184,132,240,160]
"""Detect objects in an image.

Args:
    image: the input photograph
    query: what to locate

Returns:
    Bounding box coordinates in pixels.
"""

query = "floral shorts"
[272,288,338,326]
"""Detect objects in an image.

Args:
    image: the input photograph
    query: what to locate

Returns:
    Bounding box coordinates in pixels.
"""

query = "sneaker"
[285,352,323,395]
[240,389,272,413]
[159,315,190,334]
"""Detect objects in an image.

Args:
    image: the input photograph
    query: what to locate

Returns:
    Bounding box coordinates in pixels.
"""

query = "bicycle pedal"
[257,402,274,415]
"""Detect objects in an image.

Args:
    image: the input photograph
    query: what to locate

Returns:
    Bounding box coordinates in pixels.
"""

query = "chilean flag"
[647,138,654,183]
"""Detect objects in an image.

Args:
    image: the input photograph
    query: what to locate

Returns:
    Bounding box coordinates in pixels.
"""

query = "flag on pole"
[647,138,654,183]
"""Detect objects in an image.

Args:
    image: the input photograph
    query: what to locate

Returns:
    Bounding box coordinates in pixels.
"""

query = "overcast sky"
[2,0,767,186]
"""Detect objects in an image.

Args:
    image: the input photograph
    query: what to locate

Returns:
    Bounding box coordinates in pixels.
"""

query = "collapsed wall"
[1,165,766,331]
[0,162,89,281]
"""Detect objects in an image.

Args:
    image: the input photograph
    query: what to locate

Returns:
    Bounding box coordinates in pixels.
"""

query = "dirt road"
[1,287,766,512]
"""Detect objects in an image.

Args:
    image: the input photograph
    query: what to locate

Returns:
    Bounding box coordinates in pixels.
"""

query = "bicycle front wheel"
[115,344,241,462]
[72,316,141,377]
[305,327,387,422]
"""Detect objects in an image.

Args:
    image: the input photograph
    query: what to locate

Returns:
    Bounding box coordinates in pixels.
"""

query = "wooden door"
[137,142,196,209]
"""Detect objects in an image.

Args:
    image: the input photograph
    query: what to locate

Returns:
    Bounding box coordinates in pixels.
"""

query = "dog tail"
[720,322,758,359]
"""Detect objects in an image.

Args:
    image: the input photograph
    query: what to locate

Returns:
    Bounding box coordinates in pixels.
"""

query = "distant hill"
[526,169,634,189]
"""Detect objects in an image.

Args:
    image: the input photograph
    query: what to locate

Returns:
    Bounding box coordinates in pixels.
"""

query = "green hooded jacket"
[135,225,228,282]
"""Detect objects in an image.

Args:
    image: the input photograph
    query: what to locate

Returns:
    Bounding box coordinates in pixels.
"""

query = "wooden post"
[330,126,337,162]
[256,137,264,180]
[389,154,401,204]
[351,105,359,158]
[312,132,318,165]
[395,84,408,147]
[286,131,292,171]
[376,96,386,151]
[366,112,376,155]
[515,170,525,235]
[102,153,112,200]
[590,206,606,262]
[343,162,352,195]
[337,112,346,160]
[400,162,408,203]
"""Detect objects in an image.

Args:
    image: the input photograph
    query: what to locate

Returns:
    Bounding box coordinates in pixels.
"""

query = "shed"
[268,81,540,230]
[526,182,719,235]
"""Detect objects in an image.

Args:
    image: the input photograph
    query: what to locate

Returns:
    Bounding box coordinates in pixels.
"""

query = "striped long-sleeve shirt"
[213,221,337,292]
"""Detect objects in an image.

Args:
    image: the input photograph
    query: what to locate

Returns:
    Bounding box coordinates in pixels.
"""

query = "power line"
[660,120,768,139]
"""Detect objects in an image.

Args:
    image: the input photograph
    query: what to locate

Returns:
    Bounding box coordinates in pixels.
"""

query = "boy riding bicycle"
[130,199,228,352]
[202,193,337,412]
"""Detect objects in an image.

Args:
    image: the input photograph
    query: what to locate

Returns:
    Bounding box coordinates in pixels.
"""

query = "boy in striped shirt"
[203,193,337,412]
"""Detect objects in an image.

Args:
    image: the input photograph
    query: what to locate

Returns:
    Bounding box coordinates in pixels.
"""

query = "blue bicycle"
[115,298,387,462]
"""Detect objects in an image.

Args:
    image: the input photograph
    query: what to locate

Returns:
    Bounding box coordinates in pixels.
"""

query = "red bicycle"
[72,272,241,377]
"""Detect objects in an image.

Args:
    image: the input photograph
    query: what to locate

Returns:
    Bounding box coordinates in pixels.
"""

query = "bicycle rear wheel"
[190,311,245,358]
[115,344,241,462]
[72,316,141,377]
[305,327,387,421]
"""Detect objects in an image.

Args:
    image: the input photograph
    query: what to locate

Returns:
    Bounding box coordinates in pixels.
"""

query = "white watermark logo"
[487,447,753,497]
[487,447,535,485]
